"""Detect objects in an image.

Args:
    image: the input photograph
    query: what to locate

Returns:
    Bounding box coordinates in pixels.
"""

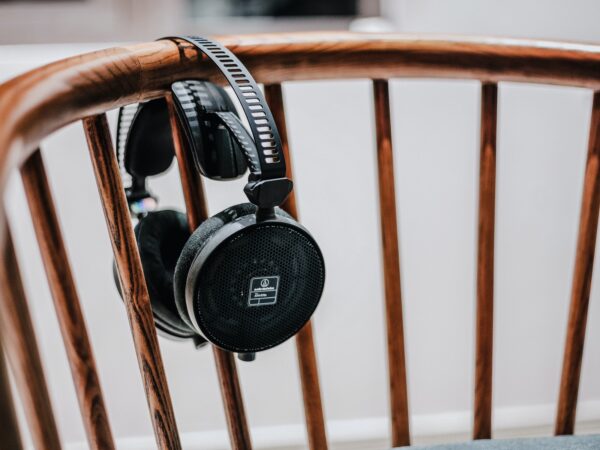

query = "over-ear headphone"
[112,36,326,360]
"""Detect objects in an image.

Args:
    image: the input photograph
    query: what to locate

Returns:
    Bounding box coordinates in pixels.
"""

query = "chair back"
[0,33,599,449]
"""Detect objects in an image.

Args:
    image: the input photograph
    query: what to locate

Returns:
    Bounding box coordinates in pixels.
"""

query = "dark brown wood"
[1,33,600,449]
[265,83,329,450]
[474,82,498,440]
[0,336,24,450]
[20,149,115,450]
[555,91,600,435]
[83,114,181,450]
[166,94,253,450]
[212,350,252,450]
[264,84,299,218]
[372,79,411,447]
[6,34,600,200]
[0,226,62,450]
[294,322,328,450]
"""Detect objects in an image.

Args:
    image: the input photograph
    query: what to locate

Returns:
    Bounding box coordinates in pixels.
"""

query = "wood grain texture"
[212,350,252,450]
[264,84,299,217]
[0,226,62,450]
[0,33,599,448]
[166,95,253,450]
[20,150,115,450]
[474,82,498,440]
[83,114,181,450]
[265,83,329,450]
[555,92,600,435]
[0,336,23,450]
[372,79,411,447]
[6,33,600,198]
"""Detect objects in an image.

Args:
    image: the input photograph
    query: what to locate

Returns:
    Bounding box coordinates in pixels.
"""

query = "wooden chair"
[0,33,598,450]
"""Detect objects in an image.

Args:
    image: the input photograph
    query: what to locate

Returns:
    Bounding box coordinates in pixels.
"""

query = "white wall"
[2,1,600,448]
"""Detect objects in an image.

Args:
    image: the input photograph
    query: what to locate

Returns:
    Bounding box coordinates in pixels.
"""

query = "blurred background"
[2,0,600,449]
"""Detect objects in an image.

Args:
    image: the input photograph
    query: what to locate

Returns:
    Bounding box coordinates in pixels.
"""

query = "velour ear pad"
[173,203,292,330]
[125,98,175,178]
[135,210,196,338]
[205,81,238,113]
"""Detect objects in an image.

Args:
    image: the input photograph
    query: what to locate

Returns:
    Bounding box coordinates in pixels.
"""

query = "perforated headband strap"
[162,35,292,208]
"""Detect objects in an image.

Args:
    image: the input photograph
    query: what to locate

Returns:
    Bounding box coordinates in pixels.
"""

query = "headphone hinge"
[244,177,293,209]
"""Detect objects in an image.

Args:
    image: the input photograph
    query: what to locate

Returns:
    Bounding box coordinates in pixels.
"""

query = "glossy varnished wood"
[83,114,181,450]
[264,84,299,216]
[0,32,600,448]
[21,150,115,450]
[5,33,600,200]
[211,351,252,450]
[474,82,498,440]
[0,227,62,450]
[555,92,600,435]
[265,83,329,450]
[166,95,253,450]
[0,336,23,450]
[372,79,411,447]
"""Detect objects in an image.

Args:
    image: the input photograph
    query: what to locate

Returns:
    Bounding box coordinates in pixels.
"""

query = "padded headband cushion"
[173,203,293,330]
[135,210,195,337]
[125,98,175,178]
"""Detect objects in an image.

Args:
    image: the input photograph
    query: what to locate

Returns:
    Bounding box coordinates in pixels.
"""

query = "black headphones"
[113,36,326,360]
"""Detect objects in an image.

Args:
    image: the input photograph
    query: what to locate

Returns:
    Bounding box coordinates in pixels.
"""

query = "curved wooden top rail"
[2,31,600,188]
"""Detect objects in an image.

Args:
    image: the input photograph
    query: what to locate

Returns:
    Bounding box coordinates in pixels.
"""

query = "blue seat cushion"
[395,435,600,449]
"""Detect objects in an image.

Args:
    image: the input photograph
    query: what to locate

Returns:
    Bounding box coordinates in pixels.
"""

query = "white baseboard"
[65,400,600,450]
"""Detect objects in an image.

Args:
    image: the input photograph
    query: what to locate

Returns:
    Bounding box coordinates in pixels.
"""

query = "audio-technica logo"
[248,276,280,306]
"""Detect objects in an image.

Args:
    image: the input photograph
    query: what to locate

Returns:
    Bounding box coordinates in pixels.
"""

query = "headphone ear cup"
[134,210,197,339]
[171,80,247,180]
[175,203,320,352]
[206,83,247,179]
[173,202,257,330]
[125,98,175,178]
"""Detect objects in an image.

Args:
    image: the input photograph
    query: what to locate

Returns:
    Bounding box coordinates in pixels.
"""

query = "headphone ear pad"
[171,80,247,180]
[135,210,196,338]
[206,83,247,179]
[173,202,258,330]
[125,98,175,178]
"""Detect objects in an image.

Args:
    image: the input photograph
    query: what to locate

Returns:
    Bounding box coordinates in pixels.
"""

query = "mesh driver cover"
[194,223,325,353]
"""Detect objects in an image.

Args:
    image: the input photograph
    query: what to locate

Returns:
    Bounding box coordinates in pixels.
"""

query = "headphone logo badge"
[261,279,270,288]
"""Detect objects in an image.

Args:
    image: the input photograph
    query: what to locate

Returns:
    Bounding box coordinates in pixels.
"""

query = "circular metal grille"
[194,223,325,353]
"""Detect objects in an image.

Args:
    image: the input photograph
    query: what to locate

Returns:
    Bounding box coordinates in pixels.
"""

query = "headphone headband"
[163,36,293,209]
